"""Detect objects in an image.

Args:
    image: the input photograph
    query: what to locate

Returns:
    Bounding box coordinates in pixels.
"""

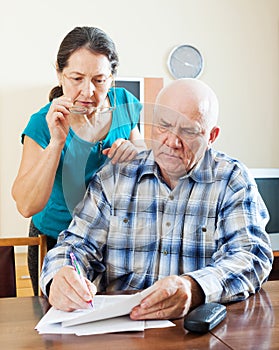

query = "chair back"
[0,235,47,297]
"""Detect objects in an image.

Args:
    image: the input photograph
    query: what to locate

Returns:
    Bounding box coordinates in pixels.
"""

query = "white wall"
[1,0,279,236]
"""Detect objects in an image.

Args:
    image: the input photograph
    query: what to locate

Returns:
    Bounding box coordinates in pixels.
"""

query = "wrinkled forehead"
[154,80,219,128]
[153,103,202,128]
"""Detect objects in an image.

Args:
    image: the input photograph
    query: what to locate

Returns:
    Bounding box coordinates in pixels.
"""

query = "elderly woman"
[12,26,145,295]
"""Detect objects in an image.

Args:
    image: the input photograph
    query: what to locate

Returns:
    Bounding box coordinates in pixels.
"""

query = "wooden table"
[211,280,279,349]
[0,281,278,350]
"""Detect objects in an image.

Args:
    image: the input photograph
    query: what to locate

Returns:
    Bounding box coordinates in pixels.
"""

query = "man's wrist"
[182,275,205,309]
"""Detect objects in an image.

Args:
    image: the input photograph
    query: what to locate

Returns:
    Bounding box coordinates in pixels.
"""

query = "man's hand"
[130,275,204,320]
[49,266,96,312]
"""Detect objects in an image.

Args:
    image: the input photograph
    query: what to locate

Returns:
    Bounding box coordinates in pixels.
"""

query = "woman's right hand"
[46,96,73,146]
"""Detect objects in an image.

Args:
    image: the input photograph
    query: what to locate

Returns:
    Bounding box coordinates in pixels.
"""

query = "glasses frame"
[67,74,116,115]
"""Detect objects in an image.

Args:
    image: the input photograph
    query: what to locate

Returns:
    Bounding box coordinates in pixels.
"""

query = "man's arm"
[130,275,205,320]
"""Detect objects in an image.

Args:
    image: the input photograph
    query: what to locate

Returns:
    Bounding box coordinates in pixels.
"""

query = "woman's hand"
[46,97,73,147]
[102,138,139,164]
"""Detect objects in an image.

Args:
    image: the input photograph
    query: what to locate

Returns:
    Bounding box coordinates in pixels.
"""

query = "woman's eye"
[94,79,105,85]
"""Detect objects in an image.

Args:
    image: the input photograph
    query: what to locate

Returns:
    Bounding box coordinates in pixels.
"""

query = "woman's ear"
[56,63,62,86]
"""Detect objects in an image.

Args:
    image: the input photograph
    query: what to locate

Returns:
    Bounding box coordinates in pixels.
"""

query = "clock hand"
[184,62,195,67]
[173,56,195,67]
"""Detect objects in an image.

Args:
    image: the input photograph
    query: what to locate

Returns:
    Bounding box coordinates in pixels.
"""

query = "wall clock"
[167,44,204,79]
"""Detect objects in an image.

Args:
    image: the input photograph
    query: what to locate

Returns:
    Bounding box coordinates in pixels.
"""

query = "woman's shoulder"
[22,103,51,145]
[114,87,140,104]
[30,102,51,121]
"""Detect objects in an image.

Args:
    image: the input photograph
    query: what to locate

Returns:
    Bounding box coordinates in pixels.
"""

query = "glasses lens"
[69,85,116,115]
[69,105,89,114]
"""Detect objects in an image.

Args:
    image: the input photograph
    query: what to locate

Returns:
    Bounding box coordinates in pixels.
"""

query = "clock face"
[168,45,203,79]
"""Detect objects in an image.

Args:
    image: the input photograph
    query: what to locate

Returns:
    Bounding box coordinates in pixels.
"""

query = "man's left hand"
[130,275,204,320]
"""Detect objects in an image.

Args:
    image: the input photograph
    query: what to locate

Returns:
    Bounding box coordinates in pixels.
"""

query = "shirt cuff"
[184,269,224,303]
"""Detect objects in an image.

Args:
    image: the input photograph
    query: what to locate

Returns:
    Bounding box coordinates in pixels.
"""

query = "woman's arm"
[12,97,72,217]
[11,136,64,217]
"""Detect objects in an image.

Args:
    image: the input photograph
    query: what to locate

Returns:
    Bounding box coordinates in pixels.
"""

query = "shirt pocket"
[182,216,217,268]
[106,215,157,282]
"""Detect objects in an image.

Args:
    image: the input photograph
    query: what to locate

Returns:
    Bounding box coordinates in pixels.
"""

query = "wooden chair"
[0,235,47,297]
[269,251,279,281]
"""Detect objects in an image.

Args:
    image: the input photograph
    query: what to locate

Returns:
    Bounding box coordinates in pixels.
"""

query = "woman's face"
[59,48,113,114]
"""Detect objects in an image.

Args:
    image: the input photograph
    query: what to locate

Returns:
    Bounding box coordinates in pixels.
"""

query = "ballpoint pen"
[70,252,94,308]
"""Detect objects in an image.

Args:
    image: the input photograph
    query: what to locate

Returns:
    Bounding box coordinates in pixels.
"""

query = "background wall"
[1,0,278,237]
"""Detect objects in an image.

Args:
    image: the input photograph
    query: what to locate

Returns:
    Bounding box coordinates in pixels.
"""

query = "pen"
[70,252,94,308]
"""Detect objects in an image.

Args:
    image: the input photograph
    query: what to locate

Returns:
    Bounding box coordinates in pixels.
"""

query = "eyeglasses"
[64,73,113,89]
[69,79,116,116]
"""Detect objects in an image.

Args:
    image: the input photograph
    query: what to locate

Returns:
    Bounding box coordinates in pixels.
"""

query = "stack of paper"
[35,286,175,336]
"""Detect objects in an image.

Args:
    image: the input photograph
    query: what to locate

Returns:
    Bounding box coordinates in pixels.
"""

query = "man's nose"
[165,130,181,148]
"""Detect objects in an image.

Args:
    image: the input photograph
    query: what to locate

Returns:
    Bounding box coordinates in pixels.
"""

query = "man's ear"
[208,126,220,147]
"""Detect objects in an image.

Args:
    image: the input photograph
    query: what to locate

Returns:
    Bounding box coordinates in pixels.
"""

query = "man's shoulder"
[194,149,252,184]
[99,150,154,180]
[208,149,254,187]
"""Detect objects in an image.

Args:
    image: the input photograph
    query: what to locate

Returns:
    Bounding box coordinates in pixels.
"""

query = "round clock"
[167,44,204,79]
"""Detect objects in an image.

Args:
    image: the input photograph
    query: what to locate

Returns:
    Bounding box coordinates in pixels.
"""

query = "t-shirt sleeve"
[21,104,51,149]
[115,88,142,130]
[125,90,143,130]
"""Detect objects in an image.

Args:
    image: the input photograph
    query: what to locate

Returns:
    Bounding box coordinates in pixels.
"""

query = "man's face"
[151,104,212,186]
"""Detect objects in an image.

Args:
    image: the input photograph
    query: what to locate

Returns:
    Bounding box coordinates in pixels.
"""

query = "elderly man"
[40,78,272,320]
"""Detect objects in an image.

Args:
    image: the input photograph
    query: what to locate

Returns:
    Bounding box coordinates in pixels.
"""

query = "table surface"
[0,280,278,350]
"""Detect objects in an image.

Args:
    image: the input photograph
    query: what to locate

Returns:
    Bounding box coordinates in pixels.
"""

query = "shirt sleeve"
[40,168,112,296]
[186,168,273,304]
[115,88,142,130]
[22,103,51,148]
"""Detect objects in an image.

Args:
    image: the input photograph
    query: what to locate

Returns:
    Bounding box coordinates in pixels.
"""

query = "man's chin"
[157,160,186,178]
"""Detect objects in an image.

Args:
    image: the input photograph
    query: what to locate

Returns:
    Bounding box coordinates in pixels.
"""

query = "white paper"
[62,284,157,327]
[35,286,175,336]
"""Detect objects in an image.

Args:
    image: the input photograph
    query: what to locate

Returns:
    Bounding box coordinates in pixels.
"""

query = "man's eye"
[181,129,201,137]
[158,123,169,131]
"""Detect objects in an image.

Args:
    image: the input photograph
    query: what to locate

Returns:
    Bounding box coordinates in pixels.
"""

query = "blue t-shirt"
[22,88,142,239]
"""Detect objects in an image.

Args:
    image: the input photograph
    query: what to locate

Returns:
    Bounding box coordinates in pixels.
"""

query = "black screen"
[115,79,142,132]
[115,80,141,100]
[255,178,279,233]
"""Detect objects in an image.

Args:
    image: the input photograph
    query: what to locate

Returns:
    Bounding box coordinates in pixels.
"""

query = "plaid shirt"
[41,149,273,303]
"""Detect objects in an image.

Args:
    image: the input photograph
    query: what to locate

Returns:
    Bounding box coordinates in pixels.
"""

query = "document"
[35,285,175,336]
[63,284,157,327]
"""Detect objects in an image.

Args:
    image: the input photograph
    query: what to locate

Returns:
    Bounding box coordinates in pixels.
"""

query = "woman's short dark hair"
[49,26,119,101]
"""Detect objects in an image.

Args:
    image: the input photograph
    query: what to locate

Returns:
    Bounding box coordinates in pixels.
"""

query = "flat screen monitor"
[115,77,144,134]
[250,168,279,250]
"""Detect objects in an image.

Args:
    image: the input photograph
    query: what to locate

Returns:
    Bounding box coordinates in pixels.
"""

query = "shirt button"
[163,250,168,255]
[166,222,171,227]
[123,218,129,223]
[202,227,207,232]
[169,195,174,200]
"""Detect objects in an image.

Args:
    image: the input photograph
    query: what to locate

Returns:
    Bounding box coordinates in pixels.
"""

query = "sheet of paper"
[35,288,176,336]
[36,315,145,335]
[62,284,157,327]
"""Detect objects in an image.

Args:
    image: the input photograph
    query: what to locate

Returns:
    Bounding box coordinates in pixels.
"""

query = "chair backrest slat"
[0,235,47,297]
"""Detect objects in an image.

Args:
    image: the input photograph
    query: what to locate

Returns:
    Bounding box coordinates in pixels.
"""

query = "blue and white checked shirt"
[41,149,273,303]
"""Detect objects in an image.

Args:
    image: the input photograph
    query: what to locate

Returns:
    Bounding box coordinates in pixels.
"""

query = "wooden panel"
[15,253,34,297]
[144,77,164,148]
[269,251,279,281]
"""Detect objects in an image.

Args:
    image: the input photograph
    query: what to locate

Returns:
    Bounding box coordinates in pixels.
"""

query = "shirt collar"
[137,149,216,184]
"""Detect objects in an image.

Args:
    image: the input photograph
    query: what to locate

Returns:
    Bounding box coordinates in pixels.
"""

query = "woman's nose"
[82,80,96,97]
